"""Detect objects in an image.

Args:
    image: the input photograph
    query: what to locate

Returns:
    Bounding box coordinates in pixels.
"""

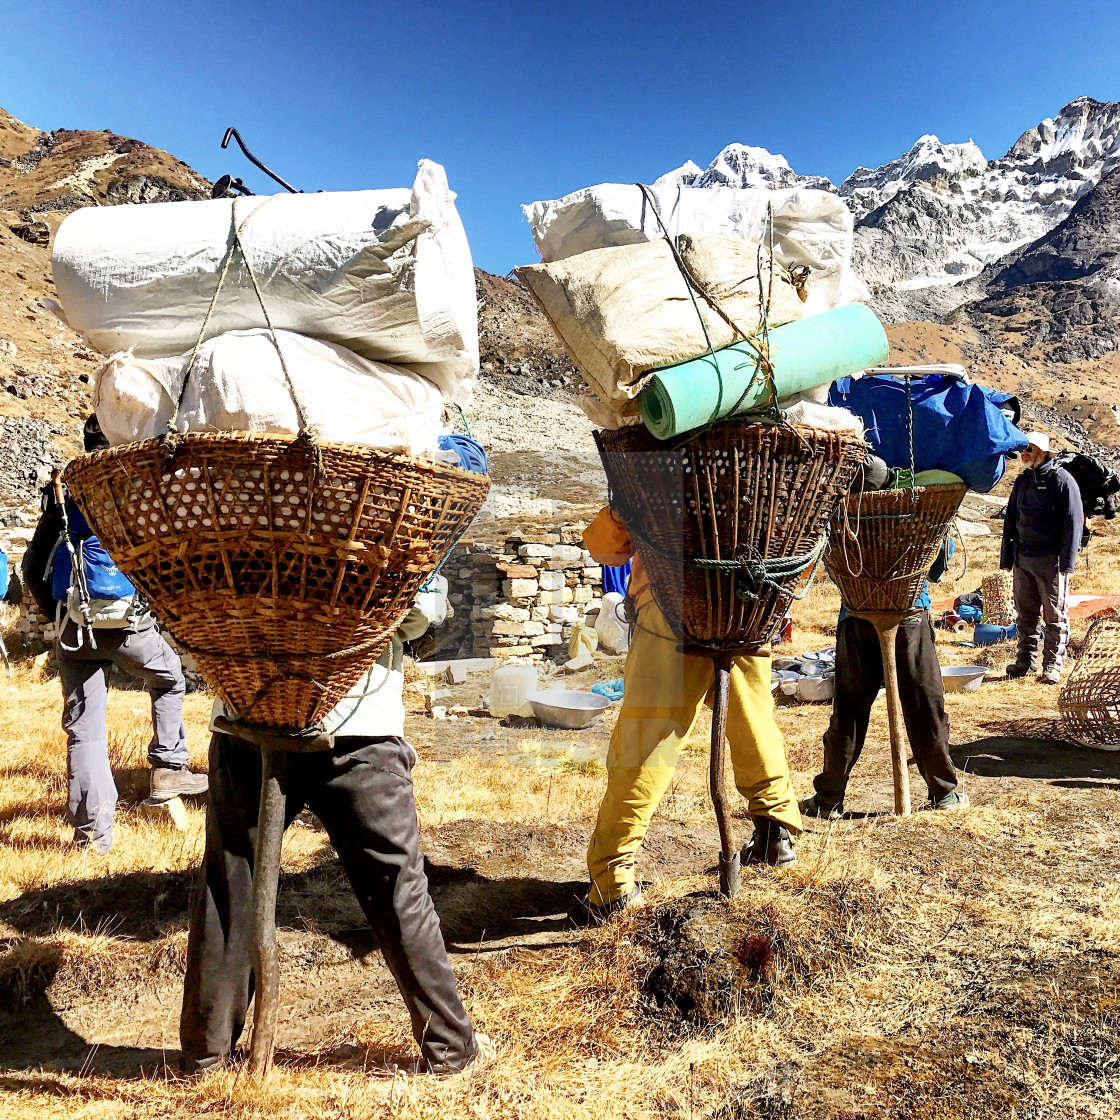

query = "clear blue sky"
[2,0,1118,274]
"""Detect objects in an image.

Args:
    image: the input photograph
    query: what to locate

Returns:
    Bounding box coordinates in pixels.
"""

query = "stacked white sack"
[53,160,478,406]
[93,329,445,458]
[522,182,868,318]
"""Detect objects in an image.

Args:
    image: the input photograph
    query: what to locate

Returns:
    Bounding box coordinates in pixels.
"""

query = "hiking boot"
[930,791,970,812]
[567,886,644,927]
[1005,661,1034,679]
[383,1031,496,1077]
[741,817,797,868]
[1039,666,1062,685]
[799,794,843,821]
[149,765,209,801]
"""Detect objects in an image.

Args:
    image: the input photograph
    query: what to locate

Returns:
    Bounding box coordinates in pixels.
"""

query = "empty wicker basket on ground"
[823,482,967,815]
[981,570,1016,627]
[64,432,490,729]
[1059,610,1120,750]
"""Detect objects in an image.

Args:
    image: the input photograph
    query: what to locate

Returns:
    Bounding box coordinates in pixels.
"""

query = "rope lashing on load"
[613,504,829,603]
[163,196,324,477]
[635,184,788,437]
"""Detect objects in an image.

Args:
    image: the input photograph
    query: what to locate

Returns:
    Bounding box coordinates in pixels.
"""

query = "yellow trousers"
[587,602,801,905]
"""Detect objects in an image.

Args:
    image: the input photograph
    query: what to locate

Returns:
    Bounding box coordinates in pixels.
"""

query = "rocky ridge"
[661,97,1120,322]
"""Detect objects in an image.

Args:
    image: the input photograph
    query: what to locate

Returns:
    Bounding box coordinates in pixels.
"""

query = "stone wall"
[442,522,608,662]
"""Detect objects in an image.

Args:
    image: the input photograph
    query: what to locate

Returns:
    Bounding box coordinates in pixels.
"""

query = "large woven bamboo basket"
[595,422,865,652]
[63,432,490,729]
[823,483,967,615]
[981,570,1016,626]
[1059,611,1120,750]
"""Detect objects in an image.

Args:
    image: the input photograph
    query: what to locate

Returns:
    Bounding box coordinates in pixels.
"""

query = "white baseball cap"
[1025,431,1053,455]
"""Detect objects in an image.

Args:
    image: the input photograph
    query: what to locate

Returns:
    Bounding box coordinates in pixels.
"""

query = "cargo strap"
[213,714,335,753]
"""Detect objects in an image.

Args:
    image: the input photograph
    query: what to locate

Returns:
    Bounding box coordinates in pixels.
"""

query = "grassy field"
[2,528,1120,1118]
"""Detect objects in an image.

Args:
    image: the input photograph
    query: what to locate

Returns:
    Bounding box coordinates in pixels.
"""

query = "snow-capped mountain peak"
[840,134,987,219]
[655,142,834,192]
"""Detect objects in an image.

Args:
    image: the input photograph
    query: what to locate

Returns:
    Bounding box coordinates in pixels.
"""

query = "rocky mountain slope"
[0,109,211,526]
[659,97,1120,323]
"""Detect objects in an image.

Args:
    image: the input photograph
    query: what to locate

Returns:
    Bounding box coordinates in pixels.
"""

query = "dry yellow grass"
[2,521,1120,1118]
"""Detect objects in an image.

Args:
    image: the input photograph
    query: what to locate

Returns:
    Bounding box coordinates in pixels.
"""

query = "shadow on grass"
[952,734,1120,791]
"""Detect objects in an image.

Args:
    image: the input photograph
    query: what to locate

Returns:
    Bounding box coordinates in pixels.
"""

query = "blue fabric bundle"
[438,433,489,475]
[828,374,1027,493]
[591,678,624,702]
[601,560,631,597]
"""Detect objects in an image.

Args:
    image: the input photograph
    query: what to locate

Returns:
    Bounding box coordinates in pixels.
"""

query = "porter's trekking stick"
[709,652,741,897]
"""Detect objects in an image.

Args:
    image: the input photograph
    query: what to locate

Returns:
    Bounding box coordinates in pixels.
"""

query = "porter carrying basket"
[64,432,490,729]
[1059,610,1120,750]
[824,483,967,615]
[595,421,865,652]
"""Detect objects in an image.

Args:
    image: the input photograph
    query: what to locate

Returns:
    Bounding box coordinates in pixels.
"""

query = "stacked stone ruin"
[443,522,608,662]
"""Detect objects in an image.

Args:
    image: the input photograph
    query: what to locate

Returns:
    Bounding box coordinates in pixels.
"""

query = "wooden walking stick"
[709,651,741,897]
[856,611,913,815]
[248,747,288,1076]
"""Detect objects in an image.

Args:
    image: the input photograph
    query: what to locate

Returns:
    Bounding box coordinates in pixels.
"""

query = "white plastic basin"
[941,665,988,693]
[526,689,611,730]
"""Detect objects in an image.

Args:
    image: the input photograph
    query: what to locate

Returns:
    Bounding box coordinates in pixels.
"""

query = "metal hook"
[221,127,302,194]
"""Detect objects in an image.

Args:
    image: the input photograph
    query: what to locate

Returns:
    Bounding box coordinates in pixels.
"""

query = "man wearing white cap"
[1000,432,1083,684]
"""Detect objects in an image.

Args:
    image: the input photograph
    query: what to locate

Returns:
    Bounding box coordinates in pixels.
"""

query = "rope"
[616,507,828,605]
[163,196,323,475]
[635,185,785,437]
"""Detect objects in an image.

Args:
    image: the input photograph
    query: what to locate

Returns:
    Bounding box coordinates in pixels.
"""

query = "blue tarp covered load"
[828,373,1027,493]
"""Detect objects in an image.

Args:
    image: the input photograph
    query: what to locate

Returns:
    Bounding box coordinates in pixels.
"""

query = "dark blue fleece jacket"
[1000,459,1083,574]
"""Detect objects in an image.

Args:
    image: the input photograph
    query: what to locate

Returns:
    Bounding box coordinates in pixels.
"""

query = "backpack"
[1054,451,1120,520]
[48,501,138,629]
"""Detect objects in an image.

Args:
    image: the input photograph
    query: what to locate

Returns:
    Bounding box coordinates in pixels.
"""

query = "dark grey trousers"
[180,732,477,1073]
[1013,554,1071,673]
[57,619,187,852]
[814,612,958,809]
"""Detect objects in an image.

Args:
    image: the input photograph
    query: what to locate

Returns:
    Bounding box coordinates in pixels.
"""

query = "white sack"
[93,329,445,457]
[54,160,478,405]
[523,183,867,317]
[784,401,864,437]
[515,235,804,413]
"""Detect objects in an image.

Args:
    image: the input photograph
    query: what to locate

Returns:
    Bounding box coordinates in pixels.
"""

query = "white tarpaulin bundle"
[93,329,445,457]
[523,182,866,317]
[53,160,478,405]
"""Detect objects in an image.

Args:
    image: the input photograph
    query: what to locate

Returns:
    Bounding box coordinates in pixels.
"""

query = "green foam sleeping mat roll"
[637,302,889,440]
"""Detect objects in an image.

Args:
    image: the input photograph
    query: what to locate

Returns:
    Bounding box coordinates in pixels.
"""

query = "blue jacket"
[1001,459,1083,574]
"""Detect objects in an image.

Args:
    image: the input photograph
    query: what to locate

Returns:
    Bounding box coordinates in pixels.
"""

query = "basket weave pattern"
[824,484,967,615]
[595,422,865,652]
[1059,611,1120,749]
[63,432,489,728]
[981,570,1016,626]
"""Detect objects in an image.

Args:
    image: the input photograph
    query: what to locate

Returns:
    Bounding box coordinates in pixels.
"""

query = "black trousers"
[180,732,477,1072]
[813,612,958,808]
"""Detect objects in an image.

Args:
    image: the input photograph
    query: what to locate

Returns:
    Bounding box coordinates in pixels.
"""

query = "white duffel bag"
[93,329,446,458]
[54,160,478,405]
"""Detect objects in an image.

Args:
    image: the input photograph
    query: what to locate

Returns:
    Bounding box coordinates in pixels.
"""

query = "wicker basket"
[981,570,1016,626]
[595,422,865,652]
[1059,611,1120,750]
[824,484,967,615]
[63,432,490,729]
